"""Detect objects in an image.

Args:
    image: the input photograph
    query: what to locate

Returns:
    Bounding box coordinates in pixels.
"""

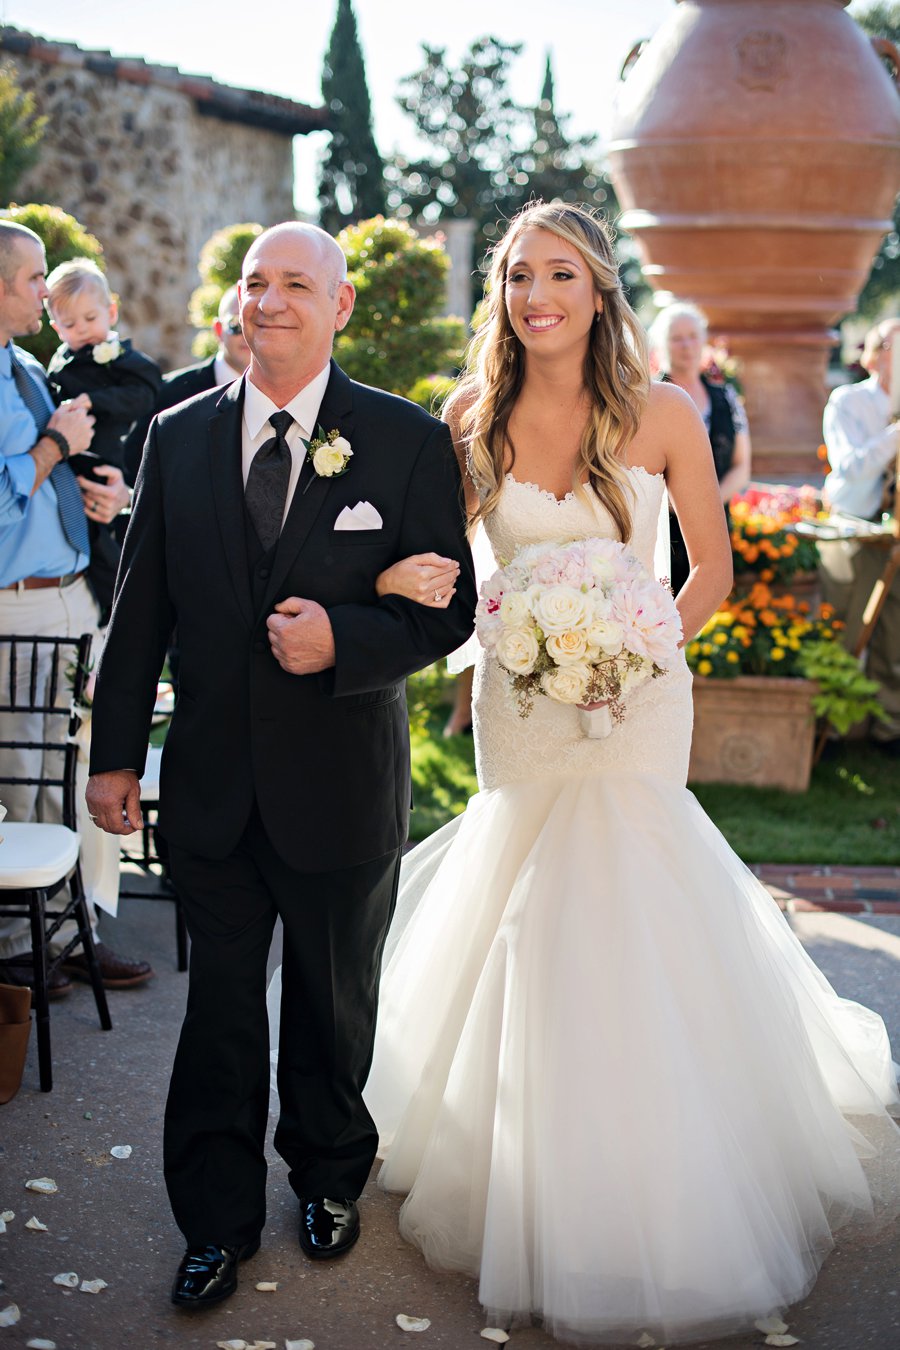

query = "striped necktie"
[8,346,89,555]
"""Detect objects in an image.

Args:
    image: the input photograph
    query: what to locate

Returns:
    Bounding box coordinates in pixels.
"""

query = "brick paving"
[754,863,900,914]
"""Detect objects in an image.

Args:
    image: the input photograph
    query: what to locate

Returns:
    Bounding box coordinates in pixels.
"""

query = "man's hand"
[86,770,143,836]
[78,464,131,525]
[49,398,95,454]
[267,597,336,674]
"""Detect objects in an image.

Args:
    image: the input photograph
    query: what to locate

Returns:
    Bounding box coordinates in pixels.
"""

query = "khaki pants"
[0,577,121,958]
[817,538,900,741]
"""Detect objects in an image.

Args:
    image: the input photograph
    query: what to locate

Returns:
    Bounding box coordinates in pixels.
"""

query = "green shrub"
[335,216,466,396]
[407,374,457,415]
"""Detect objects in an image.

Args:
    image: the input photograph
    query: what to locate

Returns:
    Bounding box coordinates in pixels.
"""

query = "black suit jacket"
[89,362,476,873]
[122,356,224,483]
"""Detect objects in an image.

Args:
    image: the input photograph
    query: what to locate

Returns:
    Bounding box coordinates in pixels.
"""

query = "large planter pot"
[609,0,900,477]
[689,674,818,790]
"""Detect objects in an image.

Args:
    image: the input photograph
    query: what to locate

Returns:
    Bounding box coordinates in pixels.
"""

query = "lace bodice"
[474,469,694,790]
[486,467,666,570]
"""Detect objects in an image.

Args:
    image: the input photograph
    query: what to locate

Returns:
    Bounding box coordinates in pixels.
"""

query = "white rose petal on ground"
[755,1319,790,1335]
[25,1216,48,1231]
[110,1146,132,1160]
[480,1330,510,1343]
[52,1272,78,1288]
[26,1339,58,1348]
[80,1278,107,1294]
[26,1178,58,1194]
[395,1313,431,1332]
[0,1304,20,1326]
[216,1341,248,1350]
[0,1219,5,1234]
[0,1209,14,1221]
[764,1338,799,1348]
[255,1280,278,1291]
[636,1336,656,1349]
[284,1340,315,1350]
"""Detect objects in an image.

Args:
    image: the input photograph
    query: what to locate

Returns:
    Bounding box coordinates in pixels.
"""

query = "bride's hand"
[577,700,609,711]
[376,552,460,607]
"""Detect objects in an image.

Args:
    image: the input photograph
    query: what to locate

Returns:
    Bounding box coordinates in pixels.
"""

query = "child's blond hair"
[45,257,112,313]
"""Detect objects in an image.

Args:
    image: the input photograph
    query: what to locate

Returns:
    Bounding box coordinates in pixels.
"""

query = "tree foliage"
[2,202,103,365]
[318,0,386,234]
[334,216,466,396]
[853,3,900,315]
[385,39,645,302]
[0,63,46,207]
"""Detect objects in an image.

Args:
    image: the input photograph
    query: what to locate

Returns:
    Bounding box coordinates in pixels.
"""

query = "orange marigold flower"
[760,568,775,582]
[760,609,778,625]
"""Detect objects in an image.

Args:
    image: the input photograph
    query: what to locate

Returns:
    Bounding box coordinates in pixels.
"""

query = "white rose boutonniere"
[306,426,353,479]
[92,335,122,365]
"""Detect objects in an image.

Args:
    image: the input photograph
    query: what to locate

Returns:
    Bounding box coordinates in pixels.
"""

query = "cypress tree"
[318,0,386,232]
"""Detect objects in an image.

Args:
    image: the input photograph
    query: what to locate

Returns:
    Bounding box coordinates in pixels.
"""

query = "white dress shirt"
[823,375,898,519]
[241,365,331,529]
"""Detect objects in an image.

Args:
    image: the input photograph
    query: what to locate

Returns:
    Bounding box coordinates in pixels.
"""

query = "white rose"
[499,592,531,627]
[532,585,592,635]
[545,629,589,665]
[312,441,352,476]
[495,627,540,675]
[586,617,625,656]
[539,662,591,704]
[92,338,121,365]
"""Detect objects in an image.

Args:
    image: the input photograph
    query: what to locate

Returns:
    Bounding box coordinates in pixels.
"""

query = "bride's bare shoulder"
[628,381,708,471]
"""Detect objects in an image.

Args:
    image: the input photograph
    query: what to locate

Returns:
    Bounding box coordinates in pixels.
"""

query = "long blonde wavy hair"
[445,202,650,542]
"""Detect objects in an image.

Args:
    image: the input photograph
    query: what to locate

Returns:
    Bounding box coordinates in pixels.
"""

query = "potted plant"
[685,582,884,791]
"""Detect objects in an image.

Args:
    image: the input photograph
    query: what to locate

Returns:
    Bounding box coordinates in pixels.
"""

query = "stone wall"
[9,55,302,369]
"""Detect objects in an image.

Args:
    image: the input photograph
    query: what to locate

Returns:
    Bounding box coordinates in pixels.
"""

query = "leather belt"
[2,569,86,592]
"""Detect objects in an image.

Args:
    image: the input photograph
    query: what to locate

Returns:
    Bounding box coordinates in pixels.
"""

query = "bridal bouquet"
[475,537,682,729]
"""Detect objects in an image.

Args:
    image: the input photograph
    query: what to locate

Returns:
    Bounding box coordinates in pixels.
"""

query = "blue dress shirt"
[0,341,87,586]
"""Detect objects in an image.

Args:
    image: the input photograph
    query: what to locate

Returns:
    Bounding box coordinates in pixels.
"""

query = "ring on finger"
[433,589,442,602]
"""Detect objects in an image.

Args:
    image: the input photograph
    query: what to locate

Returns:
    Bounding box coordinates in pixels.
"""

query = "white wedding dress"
[360,467,900,1346]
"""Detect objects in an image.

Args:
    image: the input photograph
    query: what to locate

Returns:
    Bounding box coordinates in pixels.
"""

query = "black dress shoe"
[171,1238,259,1307]
[297,1197,360,1260]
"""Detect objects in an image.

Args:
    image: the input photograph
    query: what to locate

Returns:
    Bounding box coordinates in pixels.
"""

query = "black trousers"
[164,806,402,1247]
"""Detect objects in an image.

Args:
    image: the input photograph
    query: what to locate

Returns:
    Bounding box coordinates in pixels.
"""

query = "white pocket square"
[334,501,383,531]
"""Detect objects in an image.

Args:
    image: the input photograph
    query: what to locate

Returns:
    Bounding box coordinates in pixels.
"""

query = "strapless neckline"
[505,464,664,507]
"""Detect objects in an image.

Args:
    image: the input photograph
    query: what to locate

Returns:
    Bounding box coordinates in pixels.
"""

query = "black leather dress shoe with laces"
[297,1197,360,1260]
[171,1238,260,1307]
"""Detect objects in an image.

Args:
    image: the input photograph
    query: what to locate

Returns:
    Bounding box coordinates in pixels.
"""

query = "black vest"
[243,500,279,615]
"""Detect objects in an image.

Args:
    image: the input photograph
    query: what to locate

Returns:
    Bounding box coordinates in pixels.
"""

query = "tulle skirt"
[365,769,900,1346]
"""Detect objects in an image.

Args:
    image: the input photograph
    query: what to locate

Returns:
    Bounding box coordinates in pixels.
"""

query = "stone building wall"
[5,37,324,368]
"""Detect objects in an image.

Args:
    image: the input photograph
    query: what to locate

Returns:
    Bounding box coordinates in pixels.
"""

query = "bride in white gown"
[275,203,900,1345]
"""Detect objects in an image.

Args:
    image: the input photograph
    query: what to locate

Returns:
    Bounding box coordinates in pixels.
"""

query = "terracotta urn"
[689,674,818,790]
[608,0,900,477]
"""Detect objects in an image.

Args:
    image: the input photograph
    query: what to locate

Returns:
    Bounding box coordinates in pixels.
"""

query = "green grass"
[409,666,900,864]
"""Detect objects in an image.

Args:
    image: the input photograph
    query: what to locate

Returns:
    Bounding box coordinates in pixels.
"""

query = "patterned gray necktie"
[245,409,294,552]
[8,346,90,555]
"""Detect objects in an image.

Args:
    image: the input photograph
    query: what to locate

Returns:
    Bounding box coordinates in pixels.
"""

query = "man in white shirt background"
[820,317,900,753]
